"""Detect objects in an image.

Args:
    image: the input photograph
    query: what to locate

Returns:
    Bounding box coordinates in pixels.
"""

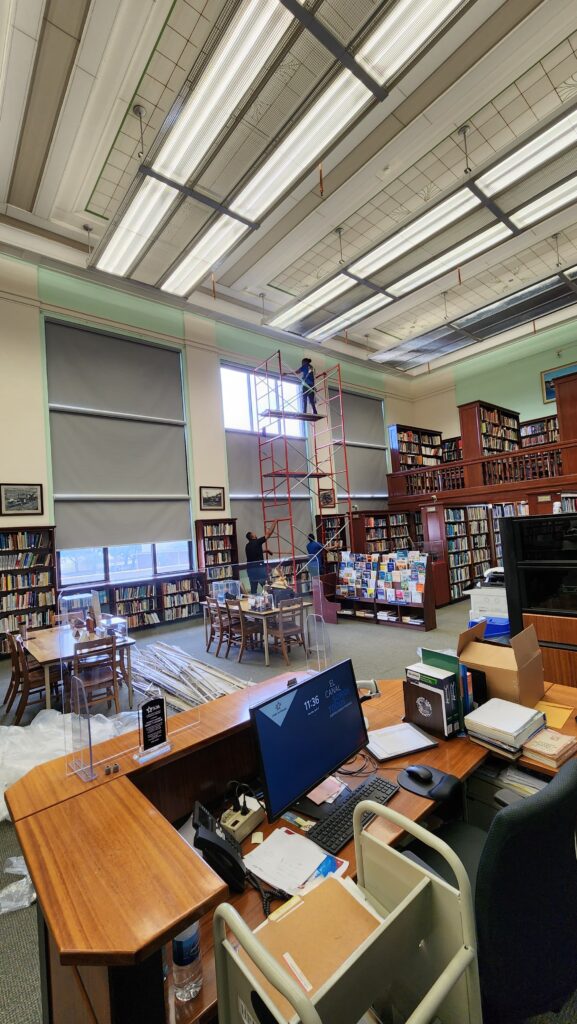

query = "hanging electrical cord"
[133,103,146,160]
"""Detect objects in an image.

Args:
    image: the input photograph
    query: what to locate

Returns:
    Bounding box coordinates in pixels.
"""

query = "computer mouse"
[405,764,433,784]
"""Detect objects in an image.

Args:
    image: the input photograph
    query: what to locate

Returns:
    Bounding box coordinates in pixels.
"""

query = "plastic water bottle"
[172,921,203,1001]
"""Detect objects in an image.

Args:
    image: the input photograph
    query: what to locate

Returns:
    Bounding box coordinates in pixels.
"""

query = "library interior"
[6,1,577,1022]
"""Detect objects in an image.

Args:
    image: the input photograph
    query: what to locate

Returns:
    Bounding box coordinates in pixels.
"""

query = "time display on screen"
[304,695,320,712]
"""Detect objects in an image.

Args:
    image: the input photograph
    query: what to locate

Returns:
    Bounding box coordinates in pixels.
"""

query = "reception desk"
[11,672,560,1023]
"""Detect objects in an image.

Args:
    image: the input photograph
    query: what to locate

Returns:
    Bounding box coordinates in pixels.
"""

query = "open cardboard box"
[457,620,544,708]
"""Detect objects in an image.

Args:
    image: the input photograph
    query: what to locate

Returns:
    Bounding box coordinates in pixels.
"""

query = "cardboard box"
[457,621,544,708]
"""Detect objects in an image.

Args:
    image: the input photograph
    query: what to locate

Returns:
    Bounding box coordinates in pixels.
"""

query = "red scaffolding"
[253,350,353,589]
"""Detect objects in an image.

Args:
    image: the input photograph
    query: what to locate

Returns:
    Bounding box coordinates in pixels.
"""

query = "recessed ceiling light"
[476,107,577,197]
[268,275,356,330]
[388,223,512,295]
[349,187,480,279]
[306,294,393,341]
[510,175,577,228]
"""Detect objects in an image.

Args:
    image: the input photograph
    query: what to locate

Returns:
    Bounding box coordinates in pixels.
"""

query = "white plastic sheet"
[0,709,138,820]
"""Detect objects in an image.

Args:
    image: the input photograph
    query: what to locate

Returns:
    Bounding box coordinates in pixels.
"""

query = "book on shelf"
[522,728,577,768]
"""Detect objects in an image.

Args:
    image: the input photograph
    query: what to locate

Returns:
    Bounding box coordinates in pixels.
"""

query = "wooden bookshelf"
[159,575,204,623]
[350,511,413,553]
[195,518,238,582]
[520,414,559,447]
[413,510,424,547]
[459,400,520,460]
[491,500,529,564]
[467,505,492,582]
[0,528,56,653]
[441,436,462,462]
[421,504,497,602]
[388,424,442,472]
[316,514,348,564]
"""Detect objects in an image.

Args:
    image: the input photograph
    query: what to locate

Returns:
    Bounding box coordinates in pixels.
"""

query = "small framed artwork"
[199,485,225,512]
[541,361,577,403]
[0,483,43,516]
[319,488,336,508]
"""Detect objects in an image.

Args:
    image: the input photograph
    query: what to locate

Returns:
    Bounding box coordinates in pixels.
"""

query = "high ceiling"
[3,0,577,374]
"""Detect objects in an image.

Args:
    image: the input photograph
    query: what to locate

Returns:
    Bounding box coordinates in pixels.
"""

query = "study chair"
[407,760,577,1024]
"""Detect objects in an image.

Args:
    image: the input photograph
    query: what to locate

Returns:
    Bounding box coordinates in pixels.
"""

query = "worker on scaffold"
[295,357,318,415]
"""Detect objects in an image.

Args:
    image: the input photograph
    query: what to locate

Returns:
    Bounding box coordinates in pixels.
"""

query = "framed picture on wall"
[199,485,225,511]
[0,483,43,516]
[541,361,577,403]
[319,487,336,508]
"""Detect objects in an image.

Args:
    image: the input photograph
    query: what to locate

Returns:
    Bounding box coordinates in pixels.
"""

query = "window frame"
[221,363,305,438]
[57,540,193,588]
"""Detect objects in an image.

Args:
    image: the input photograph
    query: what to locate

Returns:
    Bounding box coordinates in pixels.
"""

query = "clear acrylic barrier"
[56,586,200,782]
[306,614,332,674]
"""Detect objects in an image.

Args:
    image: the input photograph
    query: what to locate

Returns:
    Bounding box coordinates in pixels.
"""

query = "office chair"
[407,760,577,1024]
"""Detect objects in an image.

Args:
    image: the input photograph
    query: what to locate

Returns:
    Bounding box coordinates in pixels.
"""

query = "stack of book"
[522,728,577,769]
[464,699,545,760]
[404,662,460,738]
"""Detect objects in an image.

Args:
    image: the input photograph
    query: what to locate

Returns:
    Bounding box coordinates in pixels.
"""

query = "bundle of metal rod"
[131,642,254,711]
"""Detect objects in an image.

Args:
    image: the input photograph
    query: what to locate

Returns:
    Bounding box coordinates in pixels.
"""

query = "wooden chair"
[72,636,120,713]
[10,636,61,724]
[267,598,306,666]
[225,599,263,662]
[206,597,231,657]
[3,631,21,713]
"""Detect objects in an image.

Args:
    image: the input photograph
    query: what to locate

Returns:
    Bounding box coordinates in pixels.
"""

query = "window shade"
[329,389,385,445]
[46,320,191,549]
[231,497,313,558]
[226,432,310,496]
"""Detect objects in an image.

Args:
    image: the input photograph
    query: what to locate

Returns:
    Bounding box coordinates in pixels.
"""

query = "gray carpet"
[0,608,575,1022]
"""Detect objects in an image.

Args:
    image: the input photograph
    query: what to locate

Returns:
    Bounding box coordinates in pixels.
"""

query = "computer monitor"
[249,659,368,821]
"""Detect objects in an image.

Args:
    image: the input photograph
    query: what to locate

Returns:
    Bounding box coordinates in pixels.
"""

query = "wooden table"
[23,625,136,709]
[204,598,312,666]
[7,676,577,1024]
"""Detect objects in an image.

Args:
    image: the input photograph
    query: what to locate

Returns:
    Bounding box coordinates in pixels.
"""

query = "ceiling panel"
[131,195,214,282]
[268,32,577,296]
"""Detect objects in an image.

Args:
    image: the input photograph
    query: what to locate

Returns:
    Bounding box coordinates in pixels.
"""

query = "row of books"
[203,523,234,536]
[204,538,233,551]
[480,407,518,429]
[0,531,52,550]
[0,591,55,611]
[0,571,52,590]
[115,585,156,599]
[160,580,200,594]
[163,594,200,607]
[0,553,52,569]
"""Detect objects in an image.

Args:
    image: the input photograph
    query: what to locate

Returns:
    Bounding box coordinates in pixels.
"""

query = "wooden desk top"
[24,625,135,666]
[7,672,577,982]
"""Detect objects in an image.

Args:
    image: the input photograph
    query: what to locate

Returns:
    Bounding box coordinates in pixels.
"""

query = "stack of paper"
[464,698,545,759]
[244,827,348,895]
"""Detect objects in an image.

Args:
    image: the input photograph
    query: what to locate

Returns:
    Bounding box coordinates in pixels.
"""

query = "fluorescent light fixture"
[510,175,577,228]
[154,0,296,183]
[161,217,247,295]
[96,178,178,275]
[230,71,370,222]
[357,0,464,85]
[454,277,559,327]
[477,107,577,197]
[307,294,392,341]
[96,0,299,276]
[388,223,512,295]
[349,188,480,279]
[269,275,356,330]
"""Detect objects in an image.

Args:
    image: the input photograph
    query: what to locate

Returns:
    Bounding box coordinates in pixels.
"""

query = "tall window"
[220,365,304,437]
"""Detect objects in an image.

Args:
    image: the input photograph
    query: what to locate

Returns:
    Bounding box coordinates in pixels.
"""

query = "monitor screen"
[249,660,368,821]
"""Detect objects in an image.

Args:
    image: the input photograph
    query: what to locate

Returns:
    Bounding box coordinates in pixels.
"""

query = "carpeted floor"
[0,608,575,1023]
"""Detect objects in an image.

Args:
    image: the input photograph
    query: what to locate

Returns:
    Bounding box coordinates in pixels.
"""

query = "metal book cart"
[213,802,482,1024]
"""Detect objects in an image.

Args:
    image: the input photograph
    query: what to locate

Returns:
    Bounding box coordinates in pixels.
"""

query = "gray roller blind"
[226,432,310,496]
[329,390,385,445]
[46,320,191,549]
[45,321,184,419]
[231,498,313,559]
[335,445,388,497]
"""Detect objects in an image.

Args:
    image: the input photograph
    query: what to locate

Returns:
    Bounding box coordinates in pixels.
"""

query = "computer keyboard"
[307,775,399,855]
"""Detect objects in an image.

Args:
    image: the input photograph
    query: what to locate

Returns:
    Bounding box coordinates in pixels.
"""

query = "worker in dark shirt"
[306,533,324,577]
[295,357,318,415]
[245,523,276,594]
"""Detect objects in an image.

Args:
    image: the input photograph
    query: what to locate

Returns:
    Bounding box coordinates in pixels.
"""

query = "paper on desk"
[535,701,573,728]
[306,774,342,805]
[367,722,436,760]
[244,827,326,895]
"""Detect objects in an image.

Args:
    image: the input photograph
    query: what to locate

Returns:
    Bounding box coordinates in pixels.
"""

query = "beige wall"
[0,256,51,528]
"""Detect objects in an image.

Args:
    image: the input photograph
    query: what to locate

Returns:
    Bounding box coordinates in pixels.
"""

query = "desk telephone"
[192,801,247,893]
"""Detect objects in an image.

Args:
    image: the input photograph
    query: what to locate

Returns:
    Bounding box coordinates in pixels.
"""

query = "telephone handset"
[192,801,247,893]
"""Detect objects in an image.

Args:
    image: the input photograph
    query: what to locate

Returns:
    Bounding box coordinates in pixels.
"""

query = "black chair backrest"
[475,759,577,1023]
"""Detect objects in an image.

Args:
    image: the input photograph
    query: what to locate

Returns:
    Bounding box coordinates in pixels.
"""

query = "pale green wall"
[453,321,577,418]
